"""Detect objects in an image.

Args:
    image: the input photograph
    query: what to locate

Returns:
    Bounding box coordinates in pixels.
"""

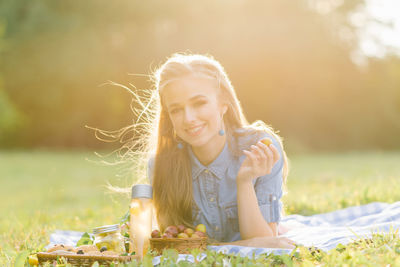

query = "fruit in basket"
[177,224,186,233]
[164,225,179,237]
[177,233,189,238]
[195,224,206,233]
[191,233,200,238]
[194,231,207,238]
[151,229,161,238]
[184,228,194,237]
[162,232,173,238]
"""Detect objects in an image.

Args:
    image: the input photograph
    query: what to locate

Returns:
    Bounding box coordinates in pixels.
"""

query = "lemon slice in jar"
[130,201,141,217]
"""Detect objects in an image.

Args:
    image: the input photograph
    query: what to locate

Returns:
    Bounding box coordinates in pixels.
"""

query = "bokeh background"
[1,2,400,264]
[1,0,400,153]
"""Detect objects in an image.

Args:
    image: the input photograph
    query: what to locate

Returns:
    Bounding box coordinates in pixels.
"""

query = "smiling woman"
[109,53,293,248]
[162,75,228,162]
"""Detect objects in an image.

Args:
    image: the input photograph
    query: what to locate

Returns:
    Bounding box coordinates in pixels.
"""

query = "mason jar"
[93,224,125,254]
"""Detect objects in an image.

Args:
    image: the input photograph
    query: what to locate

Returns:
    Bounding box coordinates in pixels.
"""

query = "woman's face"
[162,74,227,149]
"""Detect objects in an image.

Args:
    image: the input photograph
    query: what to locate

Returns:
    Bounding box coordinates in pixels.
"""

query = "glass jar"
[93,224,125,254]
[130,184,153,260]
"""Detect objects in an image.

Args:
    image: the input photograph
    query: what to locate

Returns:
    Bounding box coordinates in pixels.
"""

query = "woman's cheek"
[198,104,215,117]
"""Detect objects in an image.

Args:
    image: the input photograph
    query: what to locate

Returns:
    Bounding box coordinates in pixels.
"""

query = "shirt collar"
[188,142,232,180]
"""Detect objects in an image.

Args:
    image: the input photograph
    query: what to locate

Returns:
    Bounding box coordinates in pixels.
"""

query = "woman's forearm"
[236,180,274,239]
[210,239,253,246]
[210,236,295,249]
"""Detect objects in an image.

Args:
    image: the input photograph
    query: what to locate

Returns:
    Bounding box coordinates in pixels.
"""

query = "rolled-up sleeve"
[254,135,284,223]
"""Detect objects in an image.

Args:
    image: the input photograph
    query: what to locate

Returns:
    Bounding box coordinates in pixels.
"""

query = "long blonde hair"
[89,53,288,231]
[151,53,288,231]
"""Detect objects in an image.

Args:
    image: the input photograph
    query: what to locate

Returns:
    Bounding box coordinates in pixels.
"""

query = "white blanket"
[47,201,400,264]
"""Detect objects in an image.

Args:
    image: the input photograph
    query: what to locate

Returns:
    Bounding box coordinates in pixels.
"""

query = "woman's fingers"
[251,145,273,174]
[259,140,280,164]
[251,145,266,163]
[251,236,296,249]
[243,150,257,166]
[272,237,296,249]
[255,142,273,173]
[244,140,280,176]
[269,144,280,164]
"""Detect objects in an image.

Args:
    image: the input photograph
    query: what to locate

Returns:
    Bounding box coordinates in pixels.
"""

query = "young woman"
[111,53,293,248]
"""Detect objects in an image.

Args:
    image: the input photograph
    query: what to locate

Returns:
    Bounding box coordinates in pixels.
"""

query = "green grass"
[1,150,399,266]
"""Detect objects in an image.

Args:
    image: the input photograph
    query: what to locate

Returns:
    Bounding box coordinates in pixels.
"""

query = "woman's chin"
[187,140,205,149]
[186,137,209,149]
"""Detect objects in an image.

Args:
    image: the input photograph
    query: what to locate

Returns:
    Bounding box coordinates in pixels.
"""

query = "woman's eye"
[170,108,181,114]
[194,101,206,107]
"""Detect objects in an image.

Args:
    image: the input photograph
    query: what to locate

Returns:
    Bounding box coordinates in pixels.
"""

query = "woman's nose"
[183,107,196,123]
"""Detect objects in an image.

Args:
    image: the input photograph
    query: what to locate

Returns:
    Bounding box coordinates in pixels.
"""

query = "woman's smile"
[185,123,206,137]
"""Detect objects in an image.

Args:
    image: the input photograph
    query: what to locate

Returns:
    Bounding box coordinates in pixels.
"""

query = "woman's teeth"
[187,125,204,135]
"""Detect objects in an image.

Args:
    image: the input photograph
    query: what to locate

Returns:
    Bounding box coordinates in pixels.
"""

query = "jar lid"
[93,224,120,235]
[131,184,153,199]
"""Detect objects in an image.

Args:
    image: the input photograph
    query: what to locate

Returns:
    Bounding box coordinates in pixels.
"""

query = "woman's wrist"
[236,174,254,186]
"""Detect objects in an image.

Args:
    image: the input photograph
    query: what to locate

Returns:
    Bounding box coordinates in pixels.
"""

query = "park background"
[0,0,400,265]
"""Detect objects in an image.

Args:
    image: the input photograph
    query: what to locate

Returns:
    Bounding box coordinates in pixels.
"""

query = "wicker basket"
[150,237,208,255]
[37,252,138,266]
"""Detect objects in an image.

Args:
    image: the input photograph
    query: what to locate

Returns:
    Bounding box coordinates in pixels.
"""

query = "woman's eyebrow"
[189,95,207,101]
[168,95,207,109]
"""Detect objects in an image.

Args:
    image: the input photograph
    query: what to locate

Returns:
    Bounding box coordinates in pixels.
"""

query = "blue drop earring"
[219,114,225,136]
[173,130,184,149]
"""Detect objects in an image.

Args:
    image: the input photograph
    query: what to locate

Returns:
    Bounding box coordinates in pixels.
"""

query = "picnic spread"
[36,201,400,266]
[34,184,211,266]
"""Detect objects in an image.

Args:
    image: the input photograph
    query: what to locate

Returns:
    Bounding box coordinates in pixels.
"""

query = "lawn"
[0,150,399,266]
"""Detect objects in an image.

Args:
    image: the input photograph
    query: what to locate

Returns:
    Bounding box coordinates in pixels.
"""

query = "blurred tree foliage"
[0,14,23,146]
[0,0,399,151]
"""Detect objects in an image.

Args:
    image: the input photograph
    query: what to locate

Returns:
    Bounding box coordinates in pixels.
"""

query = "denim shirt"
[148,129,284,242]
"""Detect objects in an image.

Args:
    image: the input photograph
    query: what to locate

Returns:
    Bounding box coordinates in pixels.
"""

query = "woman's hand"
[237,138,280,184]
[247,236,296,249]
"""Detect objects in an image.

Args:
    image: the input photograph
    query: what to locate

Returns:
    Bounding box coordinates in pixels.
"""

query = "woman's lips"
[185,124,205,136]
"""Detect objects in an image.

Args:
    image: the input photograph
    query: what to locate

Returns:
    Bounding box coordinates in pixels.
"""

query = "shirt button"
[204,169,209,174]
[209,197,214,202]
